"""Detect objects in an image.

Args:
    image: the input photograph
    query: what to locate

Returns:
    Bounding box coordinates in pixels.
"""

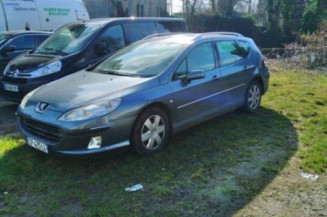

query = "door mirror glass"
[183,70,205,83]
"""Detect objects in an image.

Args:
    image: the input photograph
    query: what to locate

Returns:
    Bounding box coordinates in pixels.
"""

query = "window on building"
[137,4,140,17]
[141,4,144,17]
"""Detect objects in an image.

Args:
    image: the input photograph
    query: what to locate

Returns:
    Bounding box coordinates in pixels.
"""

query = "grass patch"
[0,66,326,216]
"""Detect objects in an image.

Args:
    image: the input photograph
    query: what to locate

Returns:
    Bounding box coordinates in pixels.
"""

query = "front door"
[170,42,224,124]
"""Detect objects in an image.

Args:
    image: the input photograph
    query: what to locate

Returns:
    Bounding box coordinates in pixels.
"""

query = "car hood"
[8,53,59,73]
[30,70,157,112]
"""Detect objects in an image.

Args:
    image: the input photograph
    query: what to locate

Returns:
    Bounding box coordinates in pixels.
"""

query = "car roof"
[144,32,250,45]
[74,17,185,26]
[0,30,52,36]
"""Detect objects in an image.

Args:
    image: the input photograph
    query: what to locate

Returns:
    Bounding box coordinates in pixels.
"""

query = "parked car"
[0,17,188,102]
[0,31,51,77]
[16,33,269,155]
[0,0,89,32]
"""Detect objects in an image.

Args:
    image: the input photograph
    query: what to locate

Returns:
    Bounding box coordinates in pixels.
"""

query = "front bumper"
[0,74,59,102]
[16,108,136,155]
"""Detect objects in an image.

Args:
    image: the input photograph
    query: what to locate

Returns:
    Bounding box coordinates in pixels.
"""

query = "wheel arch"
[132,102,173,134]
[252,76,264,94]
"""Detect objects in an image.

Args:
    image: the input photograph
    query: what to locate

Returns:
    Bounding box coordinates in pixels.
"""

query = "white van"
[0,0,89,32]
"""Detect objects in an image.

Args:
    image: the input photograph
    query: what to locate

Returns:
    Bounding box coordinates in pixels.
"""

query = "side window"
[237,40,251,56]
[6,35,34,50]
[157,21,187,33]
[125,22,157,43]
[216,41,244,66]
[98,25,125,53]
[34,35,49,47]
[173,43,215,80]
[174,59,187,80]
[188,43,215,72]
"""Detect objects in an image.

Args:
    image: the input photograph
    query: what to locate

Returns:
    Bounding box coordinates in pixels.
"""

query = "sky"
[171,0,183,13]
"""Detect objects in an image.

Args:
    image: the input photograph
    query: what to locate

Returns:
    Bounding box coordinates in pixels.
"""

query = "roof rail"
[142,32,186,40]
[195,32,244,40]
[216,32,244,37]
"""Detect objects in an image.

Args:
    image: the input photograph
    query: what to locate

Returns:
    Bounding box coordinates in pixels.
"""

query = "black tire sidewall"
[131,107,170,155]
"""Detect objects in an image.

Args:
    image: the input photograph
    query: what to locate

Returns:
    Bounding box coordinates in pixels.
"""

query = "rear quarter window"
[237,40,251,56]
[216,41,246,67]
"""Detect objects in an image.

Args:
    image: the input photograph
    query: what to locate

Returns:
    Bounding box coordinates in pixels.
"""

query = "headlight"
[32,61,62,78]
[20,90,36,109]
[3,61,13,76]
[58,99,122,121]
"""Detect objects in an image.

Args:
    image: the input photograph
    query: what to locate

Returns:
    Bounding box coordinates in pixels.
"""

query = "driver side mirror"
[183,70,205,84]
[1,45,16,55]
[95,42,107,56]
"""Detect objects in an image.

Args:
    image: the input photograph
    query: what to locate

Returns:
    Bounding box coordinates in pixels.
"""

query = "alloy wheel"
[141,115,166,150]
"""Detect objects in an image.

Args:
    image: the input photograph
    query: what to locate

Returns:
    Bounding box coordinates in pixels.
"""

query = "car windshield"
[0,33,11,45]
[94,37,188,77]
[34,23,103,55]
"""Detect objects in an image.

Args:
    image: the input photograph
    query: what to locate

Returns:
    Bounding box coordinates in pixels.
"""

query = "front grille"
[20,117,64,142]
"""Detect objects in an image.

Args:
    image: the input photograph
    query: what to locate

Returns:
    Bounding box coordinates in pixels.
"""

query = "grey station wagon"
[16,32,269,155]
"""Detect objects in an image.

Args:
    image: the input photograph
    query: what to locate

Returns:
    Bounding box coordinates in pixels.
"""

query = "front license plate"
[3,83,19,92]
[27,137,48,154]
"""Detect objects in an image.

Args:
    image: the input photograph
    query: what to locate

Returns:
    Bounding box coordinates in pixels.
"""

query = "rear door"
[36,0,89,31]
[0,2,7,31]
[170,42,224,124]
[2,0,41,30]
[215,40,250,105]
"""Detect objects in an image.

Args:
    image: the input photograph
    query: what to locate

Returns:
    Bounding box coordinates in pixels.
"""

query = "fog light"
[88,136,102,149]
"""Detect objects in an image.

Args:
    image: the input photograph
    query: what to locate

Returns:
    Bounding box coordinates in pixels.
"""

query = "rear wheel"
[131,107,169,155]
[243,80,262,113]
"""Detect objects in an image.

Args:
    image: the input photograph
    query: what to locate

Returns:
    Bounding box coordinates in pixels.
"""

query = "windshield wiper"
[95,69,139,77]
[42,47,68,56]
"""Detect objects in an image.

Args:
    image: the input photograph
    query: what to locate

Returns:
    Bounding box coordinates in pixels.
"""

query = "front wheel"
[131,107,170,155]
[243,80,262,113]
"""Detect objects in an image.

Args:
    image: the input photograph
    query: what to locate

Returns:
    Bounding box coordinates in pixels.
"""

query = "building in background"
[83,0,167,18]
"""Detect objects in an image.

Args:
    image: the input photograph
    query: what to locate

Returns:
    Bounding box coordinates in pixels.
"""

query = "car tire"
[243,80,262,113]
[131,107,170,155]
